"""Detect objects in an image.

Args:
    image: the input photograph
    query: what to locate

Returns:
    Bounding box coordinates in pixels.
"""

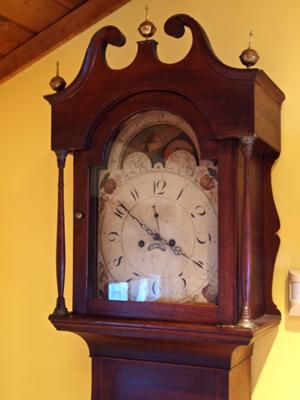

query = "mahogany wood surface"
[50,314,278,400]
[50,314,280,349]
[263,155,281,314]
[91,357,247,400]
[46,16,284,152]
[46,14,284,400]
[51,150,69,316]
[239,137,256,325]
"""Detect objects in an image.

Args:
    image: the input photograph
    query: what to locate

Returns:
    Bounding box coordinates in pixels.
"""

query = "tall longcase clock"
[46,14,284,400]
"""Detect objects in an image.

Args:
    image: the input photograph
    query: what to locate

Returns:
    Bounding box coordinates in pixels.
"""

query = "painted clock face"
[97,111,218,304]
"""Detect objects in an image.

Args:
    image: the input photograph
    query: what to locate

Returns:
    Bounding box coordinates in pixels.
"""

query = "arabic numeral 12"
[153,179,166,195]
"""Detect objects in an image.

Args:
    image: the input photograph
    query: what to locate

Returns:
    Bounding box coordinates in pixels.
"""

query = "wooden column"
[238,136,256,329]
[52,149,69,316]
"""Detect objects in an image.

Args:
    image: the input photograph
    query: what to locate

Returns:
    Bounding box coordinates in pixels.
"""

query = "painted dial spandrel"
[97,111,218,304]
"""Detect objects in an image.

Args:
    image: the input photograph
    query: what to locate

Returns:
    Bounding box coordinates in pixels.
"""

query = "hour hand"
[152,204,160,232]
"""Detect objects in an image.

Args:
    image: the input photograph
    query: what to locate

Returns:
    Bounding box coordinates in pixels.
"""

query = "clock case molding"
[45,14,284,400]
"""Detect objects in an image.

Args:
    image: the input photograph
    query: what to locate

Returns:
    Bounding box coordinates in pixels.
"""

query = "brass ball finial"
[49,61,67,92]
[138,5,156,40]
[239,31,260,68]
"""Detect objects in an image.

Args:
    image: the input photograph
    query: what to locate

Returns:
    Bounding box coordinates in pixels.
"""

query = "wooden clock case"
[45,15,284,400]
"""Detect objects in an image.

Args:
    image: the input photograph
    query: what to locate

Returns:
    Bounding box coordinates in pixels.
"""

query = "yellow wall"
[1,0,299,398]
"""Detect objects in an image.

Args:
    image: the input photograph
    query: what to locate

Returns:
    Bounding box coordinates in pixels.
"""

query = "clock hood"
[45,14,284,154]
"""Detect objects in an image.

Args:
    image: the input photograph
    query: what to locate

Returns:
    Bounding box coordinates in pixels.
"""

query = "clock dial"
[97,112,218,304]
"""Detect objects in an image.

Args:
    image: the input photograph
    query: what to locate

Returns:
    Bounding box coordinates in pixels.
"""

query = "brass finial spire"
[239,31,260,68]
[138,5,157,40]
[145,4,149,20]
[49,61,67,92]
[247,30,253,47]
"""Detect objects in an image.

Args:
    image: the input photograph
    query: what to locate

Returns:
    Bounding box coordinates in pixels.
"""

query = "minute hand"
[117,201,155,237]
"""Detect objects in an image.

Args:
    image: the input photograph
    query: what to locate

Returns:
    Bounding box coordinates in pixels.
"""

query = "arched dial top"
[97,110,218,304]
[106,110,200,170]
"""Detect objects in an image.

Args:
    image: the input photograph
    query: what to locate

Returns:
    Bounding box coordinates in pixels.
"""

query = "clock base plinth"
[50,314,280,400]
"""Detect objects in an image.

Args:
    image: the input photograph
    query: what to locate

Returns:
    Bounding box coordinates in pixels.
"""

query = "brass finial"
[239,31,260,68]
[49,61,67,92]
[138,5,156,40]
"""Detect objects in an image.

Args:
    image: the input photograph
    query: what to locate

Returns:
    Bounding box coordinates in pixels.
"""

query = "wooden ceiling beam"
[0,0,69,32]
[54,0,87,10]
[0,19,34,56]
[0,0,132,85]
